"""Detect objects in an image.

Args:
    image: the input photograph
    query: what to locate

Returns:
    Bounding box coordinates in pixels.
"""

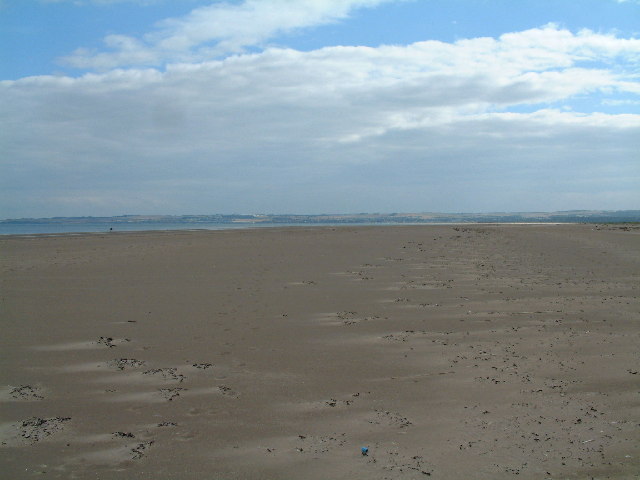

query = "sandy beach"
[1,224,638,479]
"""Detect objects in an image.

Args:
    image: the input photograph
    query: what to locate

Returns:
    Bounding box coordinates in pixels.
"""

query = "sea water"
[0,221,393,235]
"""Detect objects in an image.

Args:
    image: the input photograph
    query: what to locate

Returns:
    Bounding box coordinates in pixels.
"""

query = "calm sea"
[0,222,400,236]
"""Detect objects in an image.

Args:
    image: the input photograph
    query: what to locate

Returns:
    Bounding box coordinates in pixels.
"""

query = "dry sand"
[1,224,638,479]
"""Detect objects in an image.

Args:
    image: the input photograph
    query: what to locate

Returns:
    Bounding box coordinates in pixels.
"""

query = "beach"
[1,224,638,479]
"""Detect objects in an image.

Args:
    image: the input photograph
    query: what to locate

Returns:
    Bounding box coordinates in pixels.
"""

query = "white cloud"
[2,25,639,217]
[61,0,396,69]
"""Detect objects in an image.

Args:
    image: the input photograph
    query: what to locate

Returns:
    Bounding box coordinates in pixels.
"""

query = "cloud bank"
[61,0,395,69]
[1,22,639,216]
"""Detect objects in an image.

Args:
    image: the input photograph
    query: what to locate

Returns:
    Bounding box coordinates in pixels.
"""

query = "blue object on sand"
[361,446,369,456]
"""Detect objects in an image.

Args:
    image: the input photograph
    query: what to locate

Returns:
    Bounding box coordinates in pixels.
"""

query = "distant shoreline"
[1,210,638,235]
[2,222,639,237]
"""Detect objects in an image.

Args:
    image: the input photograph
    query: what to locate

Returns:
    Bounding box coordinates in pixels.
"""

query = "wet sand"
[1,224,638,479]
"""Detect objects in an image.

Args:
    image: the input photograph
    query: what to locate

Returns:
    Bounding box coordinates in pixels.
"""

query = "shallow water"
[0,221,405,235]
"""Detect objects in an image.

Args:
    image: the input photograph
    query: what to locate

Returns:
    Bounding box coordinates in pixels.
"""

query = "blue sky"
[1,0,639,218]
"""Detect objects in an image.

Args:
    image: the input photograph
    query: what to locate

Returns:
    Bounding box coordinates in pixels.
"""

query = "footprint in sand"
[218,385,238,397]
[143,368,185,383]
[129,441,154,459]
[33,338,129,351]
[368,409,412,428]
[3,385,45,401]
[96,336,130,348]
[156,421,178,427]
[288,280,317,286]
[381,330,427,342]
[158,387,187,401]
[315,311,370,326]
[2,416,71,445]
[324,398,354,408]
[374,450,433,477]
[71,439,155,466]
[294,434,347,454]
[336,311,359,325]
[191,363,213,370]
[107,358,146,370]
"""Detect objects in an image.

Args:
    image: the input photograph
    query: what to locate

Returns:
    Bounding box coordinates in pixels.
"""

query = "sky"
[1,0,639,218]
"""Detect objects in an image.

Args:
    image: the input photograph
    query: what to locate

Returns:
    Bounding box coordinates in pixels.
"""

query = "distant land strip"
[2,210,639,225]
